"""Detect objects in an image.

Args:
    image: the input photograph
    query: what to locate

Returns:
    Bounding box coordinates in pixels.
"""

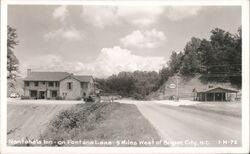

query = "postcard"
[1,0,249,153]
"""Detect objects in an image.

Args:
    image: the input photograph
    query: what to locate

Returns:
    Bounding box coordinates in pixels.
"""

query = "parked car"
[84,95,96,102]
[10,93,19,98]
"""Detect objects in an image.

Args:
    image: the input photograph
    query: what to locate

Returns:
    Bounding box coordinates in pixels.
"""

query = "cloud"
[118,6,165,26]
[81,6,119,27]
[121,29,166,49]
[53,5,69,22]
[44,27,83,41]
[81,6,203,27]
[49,6,83,41]
[22,47,166,78]
[92,46,166,76]
[20,55,86,76]
[165,6,202,21]
[81,6,165,27]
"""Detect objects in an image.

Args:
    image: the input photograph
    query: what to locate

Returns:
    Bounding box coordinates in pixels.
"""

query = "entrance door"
[39,91,45,99]
[215,93,226,101]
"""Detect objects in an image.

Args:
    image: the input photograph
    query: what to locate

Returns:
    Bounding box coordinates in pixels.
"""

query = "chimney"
[27,69,31,77]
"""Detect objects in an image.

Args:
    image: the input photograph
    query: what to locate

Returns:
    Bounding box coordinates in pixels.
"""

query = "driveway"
[7,99,83,144]
[8,98,84,104]
[119,99,241,147]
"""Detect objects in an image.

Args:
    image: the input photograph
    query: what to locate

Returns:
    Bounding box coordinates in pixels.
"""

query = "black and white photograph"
[1,0,249,153]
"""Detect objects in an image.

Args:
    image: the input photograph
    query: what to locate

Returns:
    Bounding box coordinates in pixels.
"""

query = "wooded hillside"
[96,27,242,100]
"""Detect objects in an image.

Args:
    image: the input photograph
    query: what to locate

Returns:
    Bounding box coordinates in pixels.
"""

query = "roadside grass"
[180,101,241,117]
[40,102,160,147]
[7,102,75,146]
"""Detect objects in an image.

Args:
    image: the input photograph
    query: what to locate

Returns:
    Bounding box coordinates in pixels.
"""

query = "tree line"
[160,27,242,86]
[96,27,242,99]
[95,71,161,100]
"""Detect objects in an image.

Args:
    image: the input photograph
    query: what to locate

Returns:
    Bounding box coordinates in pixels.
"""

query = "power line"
[202,74,241,77]
[201,64,241,67]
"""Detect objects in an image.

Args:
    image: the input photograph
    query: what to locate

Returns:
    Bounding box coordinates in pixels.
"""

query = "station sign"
[169,83,176,89]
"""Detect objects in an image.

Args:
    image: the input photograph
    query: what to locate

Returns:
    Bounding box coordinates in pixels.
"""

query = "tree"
[168,51,183,75]
[159,67,171,84]
[197,39,215,73]
[196,27,242,87]
[228,26,242,86]
[95,70,161,100]
[208,28,241,74]
[7,25,19,79]
[180,37,201,75]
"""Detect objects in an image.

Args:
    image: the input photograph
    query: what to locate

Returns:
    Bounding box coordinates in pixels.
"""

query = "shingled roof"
[74,75,93,82]
[24,72,93,82]
[197,86,238,93]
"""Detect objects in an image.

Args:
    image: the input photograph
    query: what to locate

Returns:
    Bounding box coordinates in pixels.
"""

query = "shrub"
[20,95,29,99]
[41,102,108,142]
[133,93,144,100]
[75,97,82,101]
[55,96,63,100]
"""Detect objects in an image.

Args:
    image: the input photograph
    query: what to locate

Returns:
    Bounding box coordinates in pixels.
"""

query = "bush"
[20,95,30,99]
[55,96,63,100]
[75,97,82,101]
[41,102,107,142]
[133,93,144,100]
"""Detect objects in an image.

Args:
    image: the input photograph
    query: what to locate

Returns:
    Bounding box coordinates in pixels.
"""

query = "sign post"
[176,76,178,101]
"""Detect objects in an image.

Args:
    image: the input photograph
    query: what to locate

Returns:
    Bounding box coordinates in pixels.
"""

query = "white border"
[1,0,249,153]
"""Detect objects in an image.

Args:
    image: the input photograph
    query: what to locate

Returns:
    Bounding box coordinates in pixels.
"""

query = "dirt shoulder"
[180,102,241,118]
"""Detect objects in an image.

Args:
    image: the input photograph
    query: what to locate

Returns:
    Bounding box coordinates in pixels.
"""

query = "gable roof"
[24,72,70,81]
[74,75,93,82]
[24,72,93,82]
[197,86,238,93]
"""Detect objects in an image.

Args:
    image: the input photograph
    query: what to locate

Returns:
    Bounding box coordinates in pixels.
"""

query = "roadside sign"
[169,83,176,89]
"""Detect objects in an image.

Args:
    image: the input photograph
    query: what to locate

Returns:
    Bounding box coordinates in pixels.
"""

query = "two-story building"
[23,69,95,100]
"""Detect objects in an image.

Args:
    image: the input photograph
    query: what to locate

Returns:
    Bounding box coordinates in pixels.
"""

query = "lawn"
[39,102,160,147]
[180,101,242,117]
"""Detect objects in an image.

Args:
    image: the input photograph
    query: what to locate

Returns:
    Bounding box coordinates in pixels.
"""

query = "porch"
[29,90,59,99]
[195,87,239,102]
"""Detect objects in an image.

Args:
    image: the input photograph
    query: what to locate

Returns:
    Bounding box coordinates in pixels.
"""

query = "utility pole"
[175,75,179,101]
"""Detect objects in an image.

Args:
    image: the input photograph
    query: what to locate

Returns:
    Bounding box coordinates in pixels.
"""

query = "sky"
[8,5,241,78]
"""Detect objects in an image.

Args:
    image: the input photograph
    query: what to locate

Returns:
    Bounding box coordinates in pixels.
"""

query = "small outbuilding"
[195,86,239,101]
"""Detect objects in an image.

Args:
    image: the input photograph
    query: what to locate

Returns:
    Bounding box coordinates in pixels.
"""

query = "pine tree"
[7,25,19,80]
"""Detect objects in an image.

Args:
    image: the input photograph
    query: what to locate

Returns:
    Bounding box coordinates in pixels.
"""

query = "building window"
[35,82,38,86]
[67,82,73,90]
[51,90,57,97]
[30,90,37,98]
[42,82,45,85]
[25,82,29,87]
[55,82,59,87]
[49,82,54,87]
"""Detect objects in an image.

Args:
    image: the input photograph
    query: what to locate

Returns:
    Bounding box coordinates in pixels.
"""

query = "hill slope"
[147,75,239,100]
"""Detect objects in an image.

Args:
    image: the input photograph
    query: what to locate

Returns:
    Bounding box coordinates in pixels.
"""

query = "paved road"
[120,100,241,147]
